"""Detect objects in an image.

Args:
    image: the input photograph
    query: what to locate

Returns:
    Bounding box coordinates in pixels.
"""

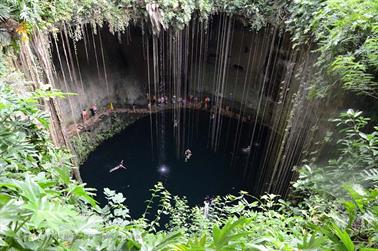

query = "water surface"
[81,109,266,217]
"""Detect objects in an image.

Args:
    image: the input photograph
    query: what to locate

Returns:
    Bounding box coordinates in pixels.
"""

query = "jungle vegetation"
[0,0,377,250]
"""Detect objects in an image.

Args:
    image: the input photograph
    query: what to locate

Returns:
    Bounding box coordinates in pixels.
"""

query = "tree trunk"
[47,98,83,183]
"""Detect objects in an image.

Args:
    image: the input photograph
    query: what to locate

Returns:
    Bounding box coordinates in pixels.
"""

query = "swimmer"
[174,119,179,127]
[109,160,127,173]
[184,149,192,162]
[241,146,251,154]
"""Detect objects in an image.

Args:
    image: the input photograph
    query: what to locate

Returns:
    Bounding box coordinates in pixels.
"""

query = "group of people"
[147,94,211,108]
[80,96,253,125]
[80,102,117,123]
[146,94,255,124]
[81,104,98,122]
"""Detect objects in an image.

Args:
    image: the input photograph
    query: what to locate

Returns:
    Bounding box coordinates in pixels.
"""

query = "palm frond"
[362,168,378,183]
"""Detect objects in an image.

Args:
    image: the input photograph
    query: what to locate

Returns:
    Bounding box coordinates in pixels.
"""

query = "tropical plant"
[293,109,378,249]
[287,0,378,98]
[1,70,378,249]
[294,109,378,196]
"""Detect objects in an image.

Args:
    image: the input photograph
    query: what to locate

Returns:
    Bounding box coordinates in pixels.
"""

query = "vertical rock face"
[52,25,148,126]
[51,19,295,127]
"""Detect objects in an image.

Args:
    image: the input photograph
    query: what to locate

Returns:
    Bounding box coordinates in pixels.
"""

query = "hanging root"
[146,2,167,35]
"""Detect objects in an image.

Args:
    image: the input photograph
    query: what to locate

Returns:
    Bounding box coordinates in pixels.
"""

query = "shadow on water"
[80,109,270,218]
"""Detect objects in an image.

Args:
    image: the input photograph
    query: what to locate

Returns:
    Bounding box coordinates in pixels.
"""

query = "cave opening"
[51,14,308,211]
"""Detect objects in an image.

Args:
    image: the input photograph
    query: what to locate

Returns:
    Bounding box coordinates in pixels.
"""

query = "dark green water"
[81,109,267,218]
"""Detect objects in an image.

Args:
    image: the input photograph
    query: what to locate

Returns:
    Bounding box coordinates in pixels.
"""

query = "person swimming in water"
[184,149,192,162]
[174,119,179,127]
[241,146,251,154]
[109,160,127,173]
[241,142,260,154]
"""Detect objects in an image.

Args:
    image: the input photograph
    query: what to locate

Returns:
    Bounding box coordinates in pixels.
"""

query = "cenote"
[51,15,314,217]
[52,16,308,205]
[4,0,378,248]
[80,108,272,217]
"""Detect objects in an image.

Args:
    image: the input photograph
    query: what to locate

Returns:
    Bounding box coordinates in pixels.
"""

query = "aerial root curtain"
[142,15,322,196]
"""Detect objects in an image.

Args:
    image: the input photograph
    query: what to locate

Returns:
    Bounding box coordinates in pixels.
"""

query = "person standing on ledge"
[204,200,210,218]
[81,109,89,122]
[204,96,210,109]
[203,196,213,218]
[90,104,97,117]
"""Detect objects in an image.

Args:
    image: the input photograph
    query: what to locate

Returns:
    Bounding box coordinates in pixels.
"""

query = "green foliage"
[1,75,378,249]
[287,0,378,97]
[1,0,290,34]
[294,109,378,195]
[139,182,311,250]
[153,0,196,30]
[293,109,378,249]
[332,55,376,97]
[102,188,132,226]
[0,75,104,249]
[211,0,289,30]
[1,1,378,249]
